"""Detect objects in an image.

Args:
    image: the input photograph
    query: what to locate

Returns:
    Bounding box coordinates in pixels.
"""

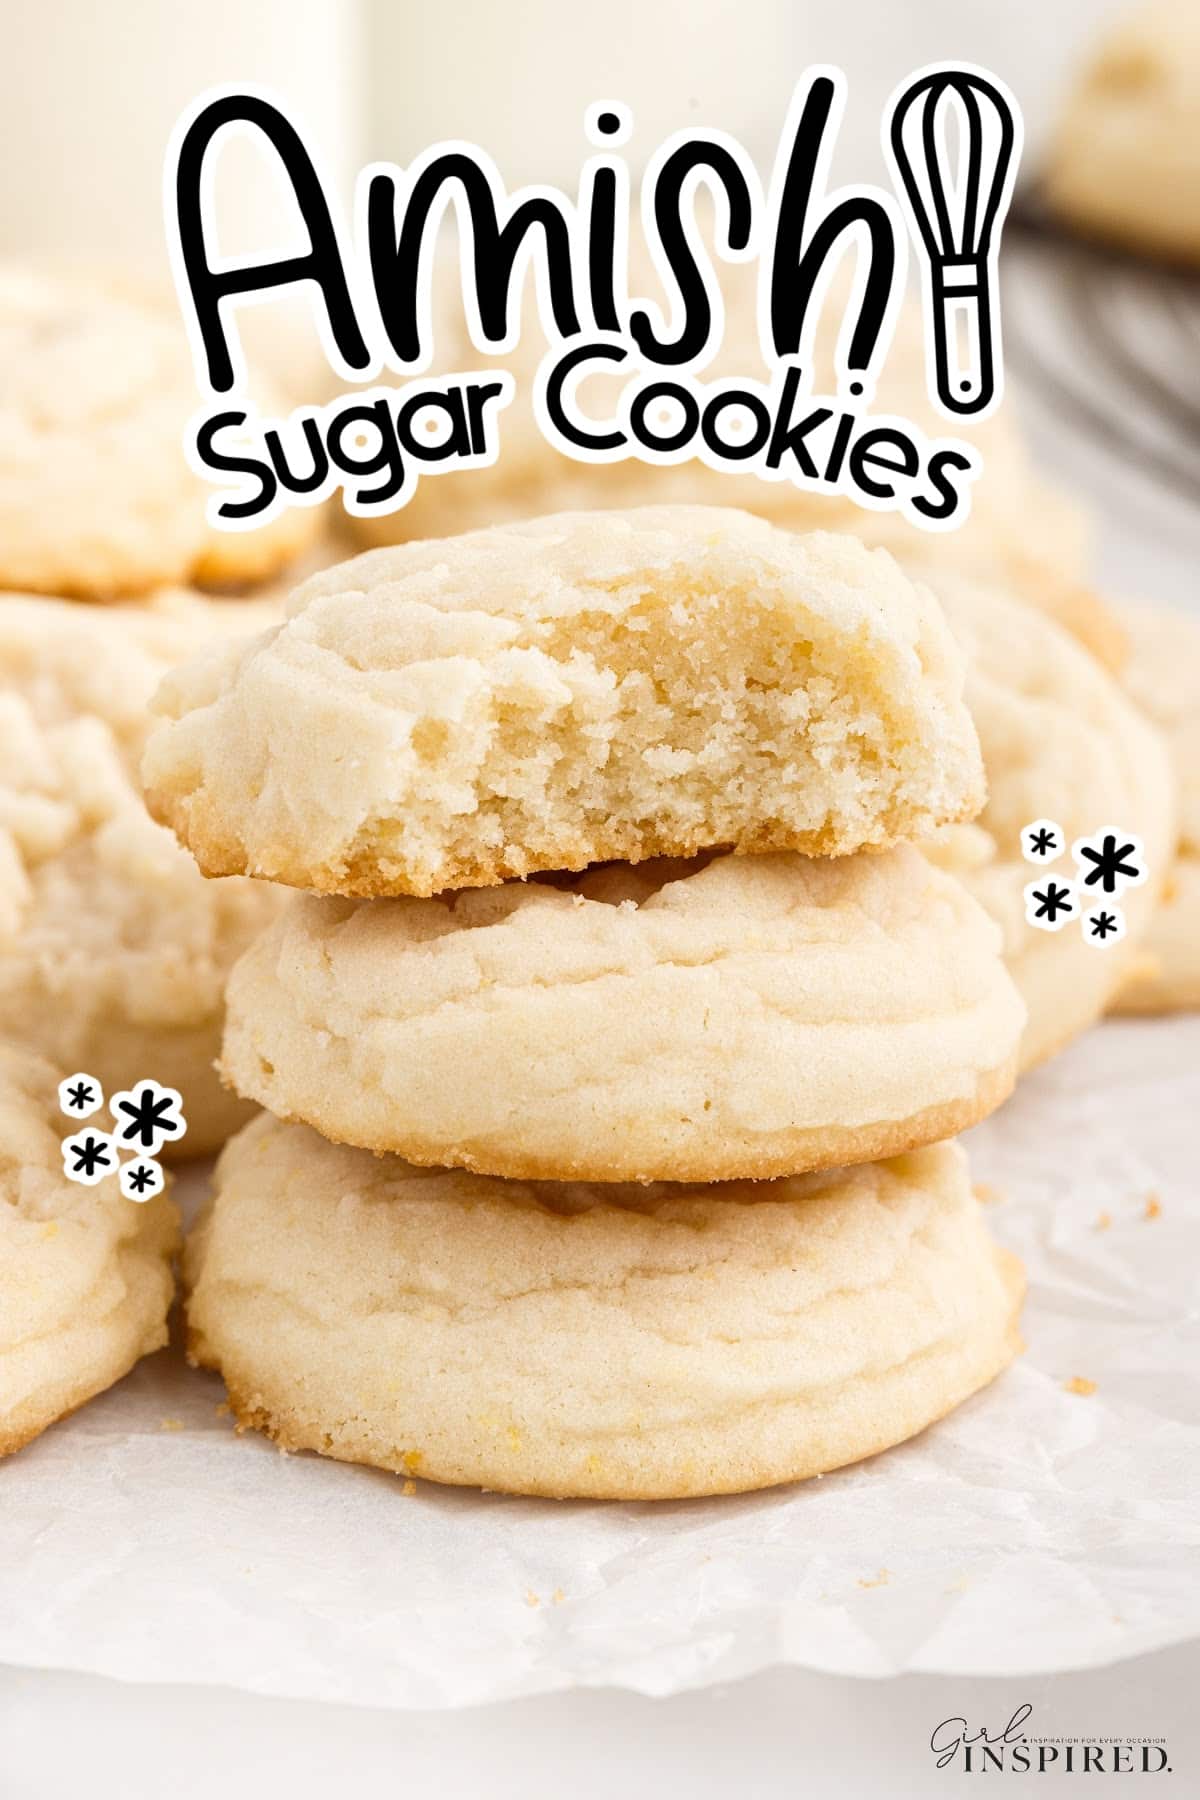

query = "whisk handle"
[929,256,994,415]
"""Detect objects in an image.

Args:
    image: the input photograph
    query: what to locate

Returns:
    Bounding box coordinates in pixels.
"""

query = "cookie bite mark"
[143,506,983,896]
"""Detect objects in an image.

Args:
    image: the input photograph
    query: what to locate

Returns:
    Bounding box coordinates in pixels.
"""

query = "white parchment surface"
[1,1019,1197,1709]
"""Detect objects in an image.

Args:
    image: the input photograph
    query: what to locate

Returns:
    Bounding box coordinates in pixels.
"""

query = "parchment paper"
[1,1018,1197,1709]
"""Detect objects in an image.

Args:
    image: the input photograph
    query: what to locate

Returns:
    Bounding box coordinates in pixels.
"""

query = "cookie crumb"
[1094,1210,1112,1232]
[215,1400,231,1418]
[525,1589,541,1608]
[1143,1193,1162,1221]
[973,1183,1002,1206]
[159,1416,184,1431]
[401,1478,417,1497]
[551,1587,566,1605]
[1064,1375,1097,1397]
[857,1568,891,1589]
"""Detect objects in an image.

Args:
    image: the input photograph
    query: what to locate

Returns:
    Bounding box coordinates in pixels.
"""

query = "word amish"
[166,66,1019,533]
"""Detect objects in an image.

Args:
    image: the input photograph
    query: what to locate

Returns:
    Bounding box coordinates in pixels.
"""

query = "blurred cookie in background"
[1110,599,1200,1012]
[0,1040,178,1457]
[0,267,320,600]
[0,591,288,1157]
[924,571,1176,1069]
[1046,2,1200,265]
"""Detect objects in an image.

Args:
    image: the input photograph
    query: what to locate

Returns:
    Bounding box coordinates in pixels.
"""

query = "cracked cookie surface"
[186,1118,1023,1499]
[221,844,1024,1181]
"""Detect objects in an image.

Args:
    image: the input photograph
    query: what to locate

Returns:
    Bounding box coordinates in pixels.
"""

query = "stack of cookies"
[145,505,1029,1499]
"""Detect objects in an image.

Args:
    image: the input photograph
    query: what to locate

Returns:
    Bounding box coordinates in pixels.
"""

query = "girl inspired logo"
[162,64,1022,534]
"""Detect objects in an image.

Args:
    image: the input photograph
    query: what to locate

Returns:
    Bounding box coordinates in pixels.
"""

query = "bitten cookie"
[144,509,983,896]
[927,574,1176,1068]
[1046,2,1200,265]
[0,266,316,598]
[0,1042,178,1456]
[0,592,288,1156]
[222,845,1024,1182]
[185,1119,1023,1500]
[1110,600,1200,1012]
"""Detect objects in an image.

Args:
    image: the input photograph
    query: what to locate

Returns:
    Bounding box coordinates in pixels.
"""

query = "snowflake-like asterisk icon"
[1072,828,1146,897]
[1023,876,1079,931]
[119,1158,165,1203]
[61,1129,117,1186]
[1020,818,1064,864]
[1082,903,1127,949]
[1032,882,1074,922]
[57,1071,104,1120]
[109,1081,187,1156]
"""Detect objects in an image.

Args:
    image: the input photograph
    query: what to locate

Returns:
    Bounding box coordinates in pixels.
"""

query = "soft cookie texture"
[185,1119,1023,1500]
[0,266,315,598]
[0,592,288,1156]
[0,1042,178,1456]
[1110,600,1200,1012]
[222,845,1024,1182]
[926,574,1176,1068]
[144,508,984,896]
[1047,3,1200,264]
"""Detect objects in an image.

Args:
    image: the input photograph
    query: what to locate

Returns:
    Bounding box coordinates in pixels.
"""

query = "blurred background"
[2,0,1194,603]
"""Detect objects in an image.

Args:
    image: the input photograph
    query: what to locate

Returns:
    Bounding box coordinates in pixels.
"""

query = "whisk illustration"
[887,65,1022,418]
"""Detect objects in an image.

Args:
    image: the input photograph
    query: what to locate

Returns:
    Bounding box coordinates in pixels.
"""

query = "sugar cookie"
[0,1042,178,1456]
[927,574,1175,1067]
[222,845,1023,1181]
[1110,600,1200,1011]
[144,509,983,896]
[186,1119,1023,1500]
[0,592,288,1156]
[0,267,316,598]
[1047,3,1200,265]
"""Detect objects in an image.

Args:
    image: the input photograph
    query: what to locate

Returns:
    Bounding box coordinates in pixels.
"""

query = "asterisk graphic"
[1076,832,1142,895]
[117,1155,165,1204]
[112,1082,186,1152]
[57,1071,103,1120]
[1020,819,1066,868]
[1030,881,1075,924]
[69,1135,114,1179]
[1088,910,1120,941]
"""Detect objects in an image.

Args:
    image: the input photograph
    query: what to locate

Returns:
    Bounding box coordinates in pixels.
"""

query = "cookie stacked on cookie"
[146,505,1027,1499]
